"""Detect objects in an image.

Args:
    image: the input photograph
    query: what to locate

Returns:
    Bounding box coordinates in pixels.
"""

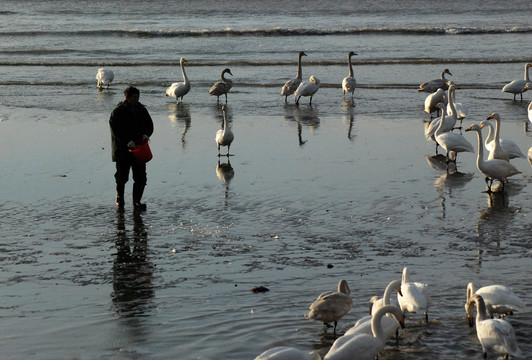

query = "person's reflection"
[112,211,154,316]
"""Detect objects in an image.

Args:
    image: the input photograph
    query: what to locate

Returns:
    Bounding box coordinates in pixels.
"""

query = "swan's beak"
[396,289,403,297]
[399,315,405,329]
[465,125,473,132]
[467,315,474,327]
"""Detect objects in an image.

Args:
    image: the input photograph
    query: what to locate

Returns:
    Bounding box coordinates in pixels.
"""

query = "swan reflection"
[433,168,473,218]
[342,99,356,141]
[167,102,191,146]
[284,106,320,146]
[216,158,235,202]
[112,211,154,317]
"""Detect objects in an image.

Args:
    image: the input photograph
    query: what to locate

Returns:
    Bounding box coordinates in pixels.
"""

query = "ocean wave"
[1,26,532,38]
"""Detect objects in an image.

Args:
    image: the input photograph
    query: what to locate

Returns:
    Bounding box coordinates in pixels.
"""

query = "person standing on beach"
[109,86,154,211]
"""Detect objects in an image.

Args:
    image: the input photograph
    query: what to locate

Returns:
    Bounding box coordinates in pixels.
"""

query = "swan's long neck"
[484,123,494,145]
[181,61,189,84]
[524,64,531,82]
[296,53,303,80]
[401,268,410,284]
[221,71,227,82]
[382,280,400,305]
[447,87,456,117]
[370,308,385,339]
[222,111,228,132]
[494,118,502,144]
[474,129,485,168]
[338,280,350,295]
[466,283,476,302]
[441,70,447,80]
[474,297,489,323]
[348,54,354,78]
[435,108,447,137]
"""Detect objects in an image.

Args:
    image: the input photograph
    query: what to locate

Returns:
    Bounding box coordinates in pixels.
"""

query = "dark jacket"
[109,101,154,162]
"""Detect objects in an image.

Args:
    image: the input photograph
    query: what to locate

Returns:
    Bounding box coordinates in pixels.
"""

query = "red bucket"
[129,139,153,163]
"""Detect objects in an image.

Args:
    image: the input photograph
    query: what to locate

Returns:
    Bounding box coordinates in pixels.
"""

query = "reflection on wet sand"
[433,168,474,218]
[284,105,320,146]
[216,158,235,203]
[167,102,192,146]
[342,99,356,141]
[112,211,154,317]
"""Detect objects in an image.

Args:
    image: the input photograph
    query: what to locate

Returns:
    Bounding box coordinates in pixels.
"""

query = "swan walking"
[255,346,321,360]
[304,279,352,331]
[465,124,521,193]
[342,51,357,98]
[96,68,114,90]
[418,68,452,93]
[481,113,525,160]
[398,267,430,324]
[466,294,522,359]
[209,68,233,103]
[433,103,473,164]
[215,106,234,157]
[323,305,405,360]
[165,58,190,103]
[502,63,531,100]
[295,76,320,106]
[466,283,525,318]
[281,51,307,103]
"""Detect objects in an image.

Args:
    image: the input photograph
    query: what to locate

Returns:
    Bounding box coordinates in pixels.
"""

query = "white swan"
[255,346,321,360]
[342,51,357,98]
[466,282,525,318]
[398,267,430,323]
[209,68,233,103]
[423,88,447,118]
[295,76,320,106]
[215,105,234,157]
[281,51,307,103]
[418,68,452,93]
[446,82,468,128]
[466,294,522,359]
[323,305,405,360]
[165,57,190,103]
[502,63,532,100]
[434,103,473,163]
[96,68,114,90]
[479,120,509,161]
[465,124,521,193]
[481,114,525,160]
[305,279,352,331]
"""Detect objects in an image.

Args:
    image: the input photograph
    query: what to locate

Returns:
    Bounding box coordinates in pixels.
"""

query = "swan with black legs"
[165,57,190,103]
[342,51,357,98]
[96,68,114,90]
[398,267,430,324]
[209,68,233,103]
[295,75,320,106]
[281,51,307,103]
[466,282,524,319]
[502,63,531,101]
[304,279,352,332]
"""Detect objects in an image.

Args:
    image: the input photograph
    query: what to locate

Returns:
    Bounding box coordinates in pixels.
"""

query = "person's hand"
[127,140,136,150]
[142,134,150,141]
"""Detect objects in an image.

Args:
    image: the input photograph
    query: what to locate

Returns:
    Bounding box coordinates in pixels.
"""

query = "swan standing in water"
[215,106,234,157]
[369,279,402,316]
[481,114,525,160]
[502,63,531,100]
[96,68,114,90]
[417,68,452,93]
[209,68,233,103]
[466,294,522,359]
[165,58,190,103]
[281,51,307,103]
[466,283,525,318]
[465,124,520,193]
[323,305,405,360]
[342,51,358,98]
[304,279,352,331]
[433,103,473,164]
[255,346,321,360]
[398,267,430,324]
[295,76,320,106]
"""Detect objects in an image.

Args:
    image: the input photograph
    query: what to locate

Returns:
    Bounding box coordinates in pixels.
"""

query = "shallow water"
[1,0,532,359]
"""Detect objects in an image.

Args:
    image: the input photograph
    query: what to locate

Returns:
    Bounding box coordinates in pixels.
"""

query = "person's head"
[124,86,140,105]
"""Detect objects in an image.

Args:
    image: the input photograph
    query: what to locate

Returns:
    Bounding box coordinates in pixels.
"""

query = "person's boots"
[133,182,146,211]
[115,183,125,210]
